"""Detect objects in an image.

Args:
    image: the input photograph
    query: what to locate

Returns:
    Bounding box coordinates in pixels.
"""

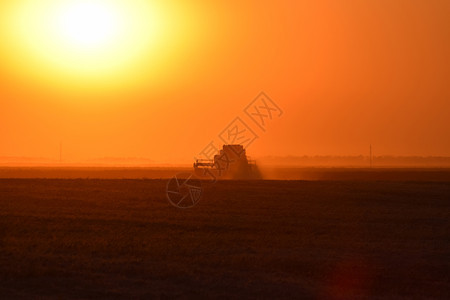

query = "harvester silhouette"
[194,144,261,179]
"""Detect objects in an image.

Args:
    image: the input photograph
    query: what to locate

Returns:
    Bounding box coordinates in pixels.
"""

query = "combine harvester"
[194,144,261,179]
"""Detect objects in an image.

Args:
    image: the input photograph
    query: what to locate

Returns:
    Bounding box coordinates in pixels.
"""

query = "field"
[0,175,449,298]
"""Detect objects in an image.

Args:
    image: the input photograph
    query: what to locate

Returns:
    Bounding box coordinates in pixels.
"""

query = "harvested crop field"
[0,178,449,298]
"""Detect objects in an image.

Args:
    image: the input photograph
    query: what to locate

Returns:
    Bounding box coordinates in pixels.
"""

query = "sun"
[1,0,203,95]
[1,0,165,89]
[55,1,123,50]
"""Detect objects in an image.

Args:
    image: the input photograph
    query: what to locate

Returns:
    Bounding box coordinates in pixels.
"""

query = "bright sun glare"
[2,0,164,87]
[56,2,123,50]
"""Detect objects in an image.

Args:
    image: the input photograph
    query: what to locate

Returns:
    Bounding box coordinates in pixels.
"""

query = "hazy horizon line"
[1,154,450,168]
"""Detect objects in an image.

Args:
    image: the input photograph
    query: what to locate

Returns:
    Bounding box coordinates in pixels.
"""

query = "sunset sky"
[1,0,449,164]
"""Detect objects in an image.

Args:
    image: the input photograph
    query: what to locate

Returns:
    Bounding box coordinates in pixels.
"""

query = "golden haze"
[0,0,449,163]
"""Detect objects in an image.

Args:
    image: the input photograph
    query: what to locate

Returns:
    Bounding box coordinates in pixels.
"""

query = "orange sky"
[1,0,449,163]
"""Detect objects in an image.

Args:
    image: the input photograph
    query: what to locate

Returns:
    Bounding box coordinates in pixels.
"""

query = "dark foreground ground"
[0,179,449,299]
